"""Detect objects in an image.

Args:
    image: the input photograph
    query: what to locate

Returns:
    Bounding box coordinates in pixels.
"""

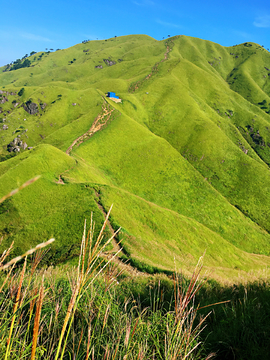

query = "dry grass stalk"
[54,278,81,360]
[5,257,27,360]
[0,242,14,267]
[124,319,131,347]
[0,238,55,270]
[55,205,121,360]
[163,254,213,360]
[31,277,44,360]
[86,325,92,360]
[0,263,16,294]
[0,176,40,204]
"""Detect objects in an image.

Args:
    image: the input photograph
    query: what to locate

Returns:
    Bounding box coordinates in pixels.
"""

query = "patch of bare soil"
[66,101,114,155]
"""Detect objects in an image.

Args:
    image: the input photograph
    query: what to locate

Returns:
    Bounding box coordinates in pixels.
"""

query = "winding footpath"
[66,101,114,155]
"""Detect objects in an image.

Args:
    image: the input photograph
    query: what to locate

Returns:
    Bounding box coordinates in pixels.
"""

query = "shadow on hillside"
[122,276,270,360]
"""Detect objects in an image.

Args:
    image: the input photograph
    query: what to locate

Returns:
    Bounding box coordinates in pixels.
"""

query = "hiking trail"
[129,39,174,93]
[66,101,115,155]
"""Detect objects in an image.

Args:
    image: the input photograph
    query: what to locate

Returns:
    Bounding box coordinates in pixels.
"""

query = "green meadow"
[1,34,270,282]
[1,34,270,359]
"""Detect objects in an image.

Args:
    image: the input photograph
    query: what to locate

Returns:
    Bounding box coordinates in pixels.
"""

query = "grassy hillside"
[1,34,270,282]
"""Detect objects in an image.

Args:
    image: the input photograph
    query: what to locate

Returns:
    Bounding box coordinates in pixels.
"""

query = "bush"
[18,88,25,96]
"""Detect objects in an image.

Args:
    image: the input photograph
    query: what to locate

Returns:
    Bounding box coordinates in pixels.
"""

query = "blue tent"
[107,92,119,99]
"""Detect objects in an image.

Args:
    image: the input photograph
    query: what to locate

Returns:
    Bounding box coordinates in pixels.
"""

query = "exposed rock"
[72,103,77,106]
[23,102,39,115]
[103,59,116,66]
[0,97,8,104]
[13,102,19,108]
[95,65,103,69]
[2,124,8,130]
[8,141,15,148]
[28,147,33,150]
[7,136,28,152]
[40,103,47,110]
[7,144,20,152]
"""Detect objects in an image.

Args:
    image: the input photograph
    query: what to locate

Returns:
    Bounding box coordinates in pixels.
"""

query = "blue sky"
[0,0,269,67]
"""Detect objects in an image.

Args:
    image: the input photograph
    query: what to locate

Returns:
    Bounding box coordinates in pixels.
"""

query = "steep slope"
[0,145,111,261]
[1,35,270,281]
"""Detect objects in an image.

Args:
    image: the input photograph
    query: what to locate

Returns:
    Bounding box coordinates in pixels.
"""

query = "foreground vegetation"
[0,253,214,359]
[0,184,212,359]
[1,234,269,360]
[0,182,269,359]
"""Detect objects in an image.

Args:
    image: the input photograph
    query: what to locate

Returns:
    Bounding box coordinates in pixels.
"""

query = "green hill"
[1,34,270,282]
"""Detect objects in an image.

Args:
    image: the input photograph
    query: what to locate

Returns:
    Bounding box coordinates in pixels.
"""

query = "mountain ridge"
[1,34,270,282]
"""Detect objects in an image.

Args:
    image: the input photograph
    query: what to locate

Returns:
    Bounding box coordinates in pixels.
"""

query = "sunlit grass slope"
[69,112,270,255]
[99,184,270,283]
[1,34,270,279]
[0,145,111,261]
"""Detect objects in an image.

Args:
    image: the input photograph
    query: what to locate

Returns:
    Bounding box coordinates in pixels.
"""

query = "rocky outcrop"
[7,136,28,152]
[23,101,39,115]
[40,103,47,110]
[103,59,116,66]
[0,90,16,95]
[0,96,8,104]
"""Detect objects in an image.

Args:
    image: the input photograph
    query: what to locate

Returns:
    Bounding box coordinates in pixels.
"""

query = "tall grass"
[0,179,213,359]
[197,279,270,360]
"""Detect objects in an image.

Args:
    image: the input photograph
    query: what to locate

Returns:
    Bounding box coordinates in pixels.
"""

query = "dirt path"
[66,101,114,155]
[56,161,78,184]
[129,40,174,93]
[56,98,116,183]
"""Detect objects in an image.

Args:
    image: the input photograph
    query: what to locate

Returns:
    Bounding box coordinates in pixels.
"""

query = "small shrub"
[18,88,25,96]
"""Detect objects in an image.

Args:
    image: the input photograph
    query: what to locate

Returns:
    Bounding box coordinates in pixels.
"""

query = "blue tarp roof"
[107,92,119,99]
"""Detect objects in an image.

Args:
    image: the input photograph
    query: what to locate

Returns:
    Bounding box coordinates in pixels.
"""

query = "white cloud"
[156,19,181,28]
[254,15,270,28]
[20,32,52,42]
